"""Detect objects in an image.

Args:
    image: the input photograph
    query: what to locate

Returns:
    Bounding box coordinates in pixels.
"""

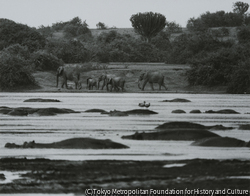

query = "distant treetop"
[130,12,167,42]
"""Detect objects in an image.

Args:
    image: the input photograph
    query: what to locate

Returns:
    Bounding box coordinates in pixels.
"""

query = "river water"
[0,92,250,161]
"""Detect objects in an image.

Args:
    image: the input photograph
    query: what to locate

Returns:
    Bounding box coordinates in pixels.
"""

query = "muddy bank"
[5,138,129,149]
[0,158,249,193]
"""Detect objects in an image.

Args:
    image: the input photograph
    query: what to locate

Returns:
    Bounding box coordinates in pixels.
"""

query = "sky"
[0,0,243,28]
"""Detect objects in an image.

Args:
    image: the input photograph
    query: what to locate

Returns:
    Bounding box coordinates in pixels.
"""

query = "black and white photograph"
[0,0,250,195]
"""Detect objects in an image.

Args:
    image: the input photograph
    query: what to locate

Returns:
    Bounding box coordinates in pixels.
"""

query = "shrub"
[0,19,46,52]
[31,50,64,71]
[2,43,30,59]
[237,26,250,44]
[0,52,36,89]
[227,58,250,93]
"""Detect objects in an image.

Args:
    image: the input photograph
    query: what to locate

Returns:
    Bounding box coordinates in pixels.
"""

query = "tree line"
[0,1,250,93]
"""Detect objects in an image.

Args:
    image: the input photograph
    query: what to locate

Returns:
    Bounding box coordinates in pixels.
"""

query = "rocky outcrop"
[5,138,129,149]
[0,106,79,116]
[161,98,191,102]
[191,137,250,147]
[24,98,60,102]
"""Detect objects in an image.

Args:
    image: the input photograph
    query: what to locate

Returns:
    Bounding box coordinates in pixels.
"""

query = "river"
[0,92,250,161]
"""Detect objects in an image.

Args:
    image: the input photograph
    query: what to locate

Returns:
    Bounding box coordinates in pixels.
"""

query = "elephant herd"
[56,66,168,92]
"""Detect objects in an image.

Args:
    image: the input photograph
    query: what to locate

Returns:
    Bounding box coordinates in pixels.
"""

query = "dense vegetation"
[0,1,250,93]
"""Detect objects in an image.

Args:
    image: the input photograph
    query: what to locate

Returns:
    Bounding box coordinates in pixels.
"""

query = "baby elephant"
[87,77,97,90]
[108,77,126,92]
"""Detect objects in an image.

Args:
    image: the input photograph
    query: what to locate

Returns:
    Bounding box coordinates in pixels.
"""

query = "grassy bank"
[4,63,227,93]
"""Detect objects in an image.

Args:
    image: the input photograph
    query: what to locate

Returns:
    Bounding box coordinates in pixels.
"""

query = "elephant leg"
[101,81,105,90]
[150,82,154,90]
[142,81,147,91]
[162,83,168,90]
[64,79,68,89]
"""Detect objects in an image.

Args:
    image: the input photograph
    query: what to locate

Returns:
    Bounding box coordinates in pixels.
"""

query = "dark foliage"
[45,39,91,63]
[31,50,64,71]
[0,52,36,89]
[0,19,46,52]
[187,11,250,31]
[187,42,250,93]
[94,31,169,63]
[130,12,167,42]
[237,25,250,43]
[169,32,234,64]
[227,59,250,93]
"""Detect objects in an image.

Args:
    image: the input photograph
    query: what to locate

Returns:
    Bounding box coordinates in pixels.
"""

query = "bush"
[31,50,64,71]
[237,26,250,44]
[0,19,46,52]
[0,52,36,89]
[227,59,250,93]
[187,42,250,90]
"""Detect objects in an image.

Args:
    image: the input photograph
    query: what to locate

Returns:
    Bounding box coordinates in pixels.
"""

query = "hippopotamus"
[191,137,250,147]
[5,138,129,149]
[122,129,220,141]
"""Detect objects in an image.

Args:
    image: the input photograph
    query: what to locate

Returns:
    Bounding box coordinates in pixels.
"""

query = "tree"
[130,12,167,42]
[233,1,249,15]
[0,51,36,89]
[166,21,182,34]
[233,1,249,25]
[0,19,46,52]
[96,22,108,29]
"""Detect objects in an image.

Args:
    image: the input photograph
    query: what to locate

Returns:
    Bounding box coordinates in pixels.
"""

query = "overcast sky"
[0,0,241,28]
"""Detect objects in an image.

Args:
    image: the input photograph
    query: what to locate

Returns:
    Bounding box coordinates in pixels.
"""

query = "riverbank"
[1,63,228,94]
[0,158,249,193]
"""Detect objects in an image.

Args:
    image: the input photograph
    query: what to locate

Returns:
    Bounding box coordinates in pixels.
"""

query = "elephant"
[97,73,115,91]
[56,66,82,90]
[138,71,167,91]
[86,77,97,90]
[107,77,126,92]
